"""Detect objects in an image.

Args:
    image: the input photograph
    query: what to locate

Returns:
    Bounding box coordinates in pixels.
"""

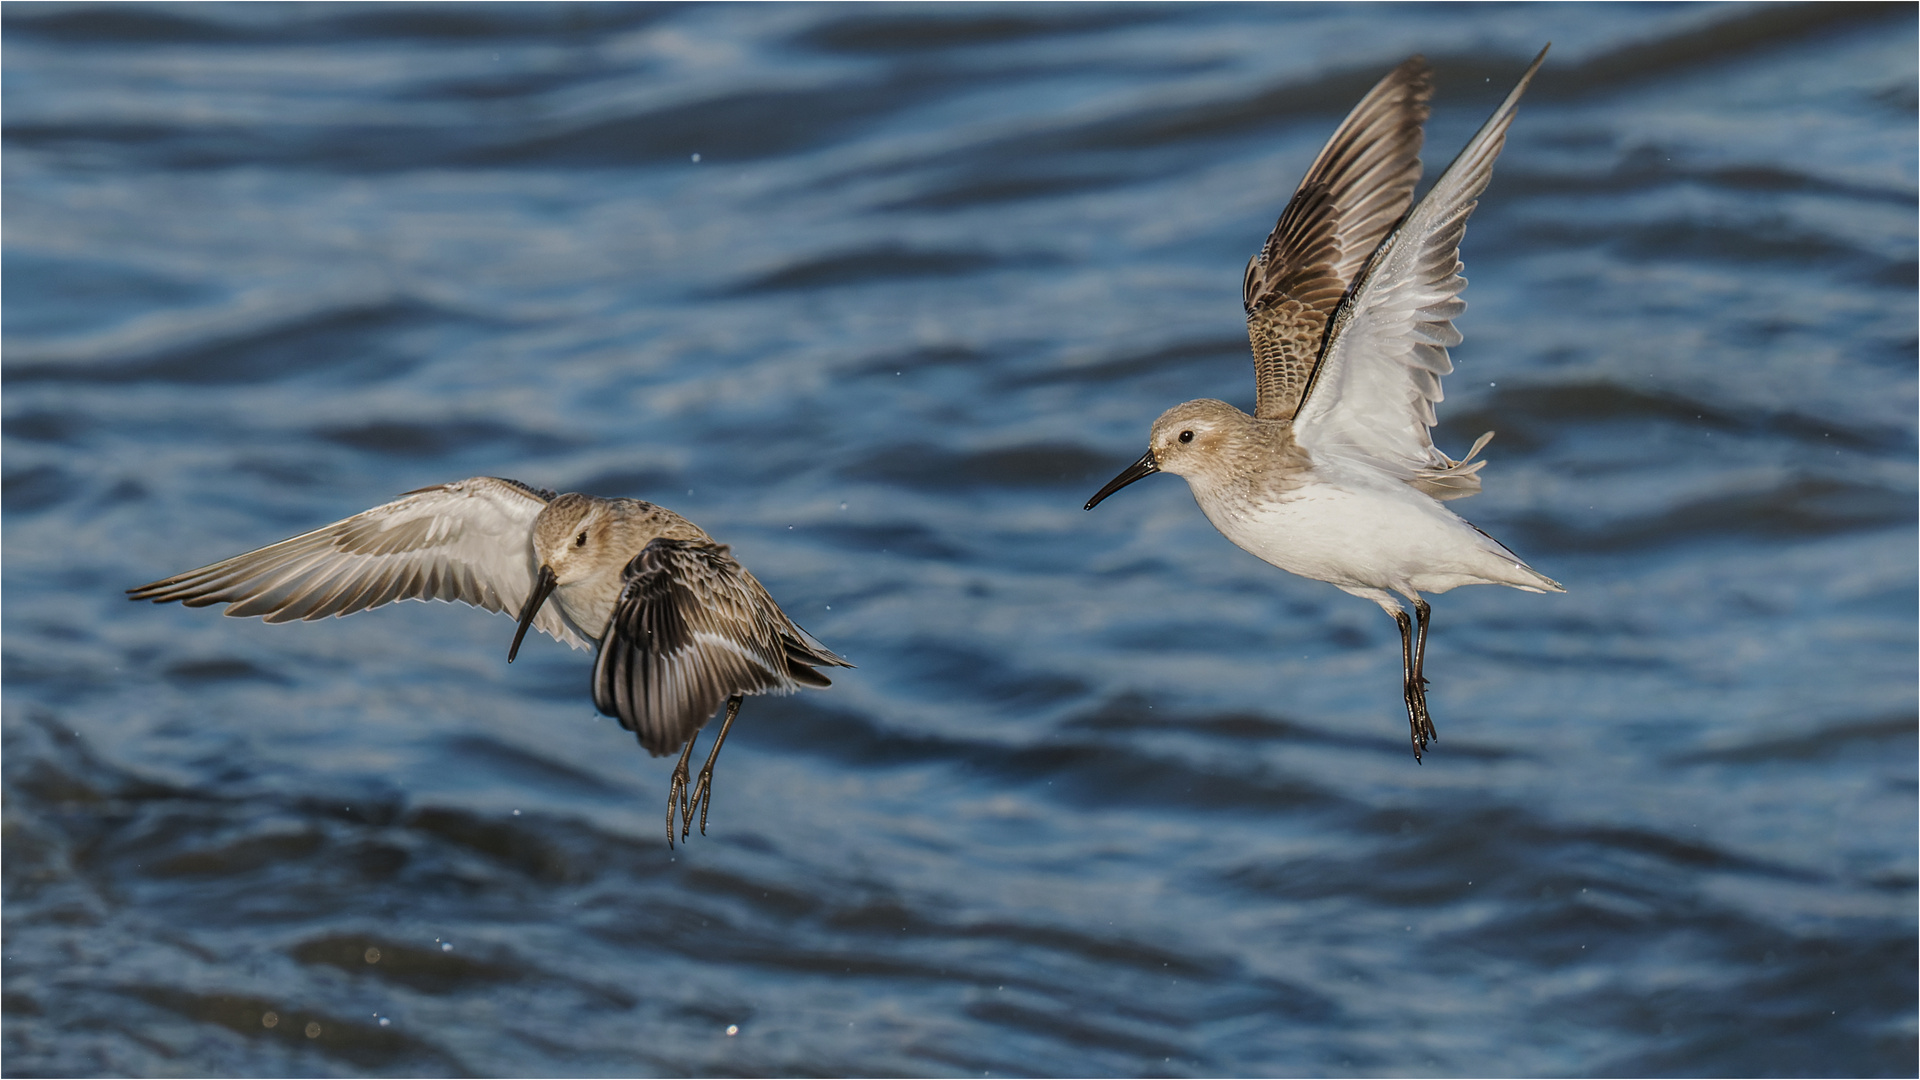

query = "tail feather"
[1411,430,1495,501]
[1509,564,1565,593]
[1463,515,1564,593]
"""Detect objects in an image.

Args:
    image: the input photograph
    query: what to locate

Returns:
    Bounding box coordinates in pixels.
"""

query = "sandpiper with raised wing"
[1085,48,1562,760]
[130,477,851,844]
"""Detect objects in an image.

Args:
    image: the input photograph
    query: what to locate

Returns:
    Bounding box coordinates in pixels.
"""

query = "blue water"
[4,3,1915,1076]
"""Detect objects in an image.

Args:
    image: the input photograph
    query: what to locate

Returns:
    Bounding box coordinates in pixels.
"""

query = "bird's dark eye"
[575,531,587,547]
[1178,430,1194,443]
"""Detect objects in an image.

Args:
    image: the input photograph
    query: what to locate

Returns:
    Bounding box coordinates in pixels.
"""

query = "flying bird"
[1085,48,1561,760]
[130,477,851,844]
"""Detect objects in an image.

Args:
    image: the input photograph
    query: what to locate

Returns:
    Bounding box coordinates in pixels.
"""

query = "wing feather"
[592,538,851,757]
[1293,46,1548,499]
[127,476,592,650]
[1246,56,1431,421]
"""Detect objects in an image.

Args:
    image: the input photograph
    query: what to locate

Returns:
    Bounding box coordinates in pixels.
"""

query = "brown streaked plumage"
[129,476,851,846]
[1244,56,1431,423]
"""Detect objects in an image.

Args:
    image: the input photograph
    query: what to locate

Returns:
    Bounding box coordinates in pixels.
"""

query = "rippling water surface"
[5,3,1915,1076]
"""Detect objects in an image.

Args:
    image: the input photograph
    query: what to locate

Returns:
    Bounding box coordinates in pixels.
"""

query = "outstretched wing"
[1292,46,1548,497]
[1245,56,1431,422]
[592,538,851,756]
[127,476,592,650]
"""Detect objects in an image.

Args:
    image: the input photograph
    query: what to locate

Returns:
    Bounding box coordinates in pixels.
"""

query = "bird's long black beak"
[509,564,558,663]
[1084,450,1159,510]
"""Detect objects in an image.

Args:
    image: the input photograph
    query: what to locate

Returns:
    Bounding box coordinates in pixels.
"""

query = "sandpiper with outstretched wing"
[130,477,851,844]
[1086,48,1562,759]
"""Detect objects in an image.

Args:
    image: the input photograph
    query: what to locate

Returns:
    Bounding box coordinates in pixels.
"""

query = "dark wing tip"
[1391,52,1433,91]
[788,634,853,669]
[784,636,851,686]
[788,666,834,689]
[127,576,182,601]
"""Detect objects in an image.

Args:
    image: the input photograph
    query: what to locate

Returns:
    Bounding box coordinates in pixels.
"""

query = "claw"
[683,768,698,837]
[665,733,700,850]
[696,766,716,835]
[1404,678,1435,763]
[680,776,696,843]
[685,770,712,838]
[683,695,744,844]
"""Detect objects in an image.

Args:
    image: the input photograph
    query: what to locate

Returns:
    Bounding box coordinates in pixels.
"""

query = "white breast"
[1190,466,1536,596]
[554,573,625,643]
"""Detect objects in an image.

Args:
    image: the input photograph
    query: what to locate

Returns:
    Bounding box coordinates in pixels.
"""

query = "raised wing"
[592,538,851,756]
[127,476,592,650]
[1245,56,1431,421]
[1292,46,1548,497]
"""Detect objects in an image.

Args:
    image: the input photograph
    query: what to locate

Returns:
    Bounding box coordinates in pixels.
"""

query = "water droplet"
[379,1017,391,1027]
[262,1011,279,1029]
[364,947,381,964]
[726,1024,739,1036]
[691,153,702,162]
[305,1021,322,1039]
[441,942,453,952]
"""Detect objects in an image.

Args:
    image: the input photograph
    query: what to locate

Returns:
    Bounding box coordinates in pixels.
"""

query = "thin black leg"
[684,695,744,841]
[1411,597,1432,688]
[1393,609,1423,762]
[666,733,700,849]
[1412,597,1436,746]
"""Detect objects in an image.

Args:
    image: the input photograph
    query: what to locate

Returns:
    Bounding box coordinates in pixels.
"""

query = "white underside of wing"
[1293,48,1547,485]
[1296,234,1470,478]
[132,476,592,651]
